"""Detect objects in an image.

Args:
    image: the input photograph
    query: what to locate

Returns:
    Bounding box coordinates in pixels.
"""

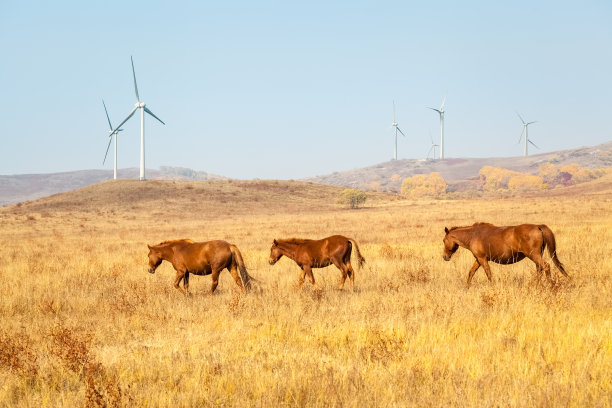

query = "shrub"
[337,189,367,209]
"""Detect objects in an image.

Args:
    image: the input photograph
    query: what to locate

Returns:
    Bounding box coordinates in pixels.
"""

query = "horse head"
[147,245,163,273]
[443,227,459,261]
[268,239,283,265]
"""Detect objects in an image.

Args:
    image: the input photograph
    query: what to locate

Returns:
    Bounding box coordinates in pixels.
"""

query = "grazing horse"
[147,239,253,295]
[268,235,365,291]
[442,223,568,287]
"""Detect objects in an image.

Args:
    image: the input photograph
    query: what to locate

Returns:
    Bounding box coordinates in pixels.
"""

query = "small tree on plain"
[337,189,367,209]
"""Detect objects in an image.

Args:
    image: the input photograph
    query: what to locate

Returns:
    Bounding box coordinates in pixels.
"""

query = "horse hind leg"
[228,264,246,294]
[210,269,222,295]
[346,262,355,292]
[529,253,553,284]
[331,258,348,290]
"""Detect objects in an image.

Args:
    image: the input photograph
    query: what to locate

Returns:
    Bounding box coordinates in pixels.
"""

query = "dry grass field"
[0,178,610,407]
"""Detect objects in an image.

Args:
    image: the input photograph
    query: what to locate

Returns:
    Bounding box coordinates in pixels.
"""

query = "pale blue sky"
[1,1,610,179]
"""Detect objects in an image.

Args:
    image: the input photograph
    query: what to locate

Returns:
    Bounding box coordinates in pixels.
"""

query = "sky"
[1,1,611,179]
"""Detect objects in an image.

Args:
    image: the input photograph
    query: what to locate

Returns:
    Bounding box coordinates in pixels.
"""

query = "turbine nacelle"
[136,102,145,108]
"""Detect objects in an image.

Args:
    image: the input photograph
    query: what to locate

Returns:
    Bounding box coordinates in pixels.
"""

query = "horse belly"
[490,252,525,265]
[189,263,212,276]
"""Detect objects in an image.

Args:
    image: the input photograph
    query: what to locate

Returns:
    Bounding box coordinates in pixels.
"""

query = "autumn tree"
[508,174,547,193]
[401,172,448,199]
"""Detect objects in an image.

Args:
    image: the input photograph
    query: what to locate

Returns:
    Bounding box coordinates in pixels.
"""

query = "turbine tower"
[391,101,406,160]
[517,112,538,156]
[110,56,165,181]
[102,100,123,180]
[427,133,439,160]
[428,95,446,159]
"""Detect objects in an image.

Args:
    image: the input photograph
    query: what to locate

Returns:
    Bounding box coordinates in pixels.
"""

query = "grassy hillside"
[0,179,610,406]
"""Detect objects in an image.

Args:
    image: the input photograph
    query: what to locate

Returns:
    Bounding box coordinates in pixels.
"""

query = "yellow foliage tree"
[401,172,447,199]
[479,166,521,193]
[508,174,547,193]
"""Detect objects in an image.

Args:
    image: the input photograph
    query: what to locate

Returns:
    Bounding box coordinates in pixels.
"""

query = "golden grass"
[0,179,610,407]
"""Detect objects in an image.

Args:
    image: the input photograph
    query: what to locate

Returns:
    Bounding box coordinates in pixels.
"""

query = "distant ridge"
[303,141,612,192]
[0,167,226,206]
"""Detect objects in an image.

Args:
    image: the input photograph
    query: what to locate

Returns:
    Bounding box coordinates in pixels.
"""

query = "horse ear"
[273,239,278,246]
[444,227,449,234]
[147,244,152,250]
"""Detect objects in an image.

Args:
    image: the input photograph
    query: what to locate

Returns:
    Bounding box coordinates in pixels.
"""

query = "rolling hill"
[1,141,611,206]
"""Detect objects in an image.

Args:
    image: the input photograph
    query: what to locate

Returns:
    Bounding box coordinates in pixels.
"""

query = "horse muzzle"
[443,255,451,262]
[148,268,156,274]
[268,260,276,266]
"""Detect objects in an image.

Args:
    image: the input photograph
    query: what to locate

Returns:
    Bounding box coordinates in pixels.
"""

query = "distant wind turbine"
[516,112,538,156]
[109,56,165,181]
[391,101,406,160]
[102,99,123,180]
[427,133,439,160]
[428,95,446,159]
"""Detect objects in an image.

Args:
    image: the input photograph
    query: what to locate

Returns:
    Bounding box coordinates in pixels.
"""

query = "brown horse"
[442,223,568,287]
[268,235,365,291]
[147,239,253,295]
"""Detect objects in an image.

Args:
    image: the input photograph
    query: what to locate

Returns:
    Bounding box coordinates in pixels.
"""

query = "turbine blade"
[528,139,539,149]
[396,127,406,137]
[516,111,526,124]
[518,127,525,143]
[103,136,113,164]
[144,106,165,125]
[102,99,113,130]
[111,106,138,134]
[428,107,442,114]
[393,100,396,122]
[527,121,537,125]
[131,56,140,102]
[440,95,446,111]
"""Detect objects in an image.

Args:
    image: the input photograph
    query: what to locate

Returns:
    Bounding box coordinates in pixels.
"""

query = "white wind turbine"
[391,101,406,160]
[427,133,439,160]
[428,95,446,159]
[516,112,538,156]
[102,99,123,180]
[109,56,165,181]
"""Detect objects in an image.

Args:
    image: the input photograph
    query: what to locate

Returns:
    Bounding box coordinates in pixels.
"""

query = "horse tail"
[538,225,569,277]
[348,238,366,269]
[229,244,253,292]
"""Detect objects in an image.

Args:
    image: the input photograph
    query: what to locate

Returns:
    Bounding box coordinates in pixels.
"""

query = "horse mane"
[473,222,494,227]
[277,238,312,245]
[156,238,195,247]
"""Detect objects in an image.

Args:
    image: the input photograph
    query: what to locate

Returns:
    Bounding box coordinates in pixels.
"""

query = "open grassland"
[0,178,610,407]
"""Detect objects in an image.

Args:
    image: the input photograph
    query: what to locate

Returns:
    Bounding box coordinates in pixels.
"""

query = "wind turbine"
[102,99,123,180]
[109,56,165,181]
[391,101,406,160]
[516,112,538,156]
[427,133,439,160]
[428,95,446,159]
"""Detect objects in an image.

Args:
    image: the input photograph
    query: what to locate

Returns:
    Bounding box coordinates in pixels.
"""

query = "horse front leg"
[304,266,322,291]
[467,260,481,287]
[173,270,188,295]
[184,272,190,295]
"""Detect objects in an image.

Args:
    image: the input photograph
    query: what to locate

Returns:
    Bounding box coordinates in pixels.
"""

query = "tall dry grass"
[0,180,610,407]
